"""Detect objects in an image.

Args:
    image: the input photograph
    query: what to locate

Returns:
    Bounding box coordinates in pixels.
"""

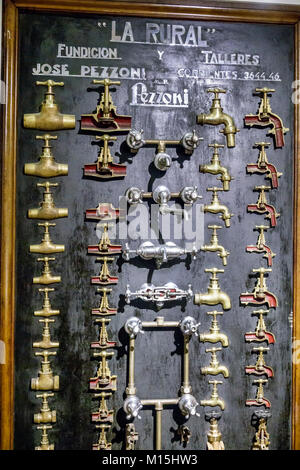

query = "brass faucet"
[92,424,112,450]
[247,185,280,227]
[197,88,239,148]
[206,412,225,450]
[246,379,271,408]
[34,288,60,317]
[194,268,231,310]
[35,425,54,450]
[88,223,122,255]
[92,392,114,424]
[252,410,271,450]
[246,142,282,188]
[90,351,117,391]
[24,134,68,178]
[204,187,233,227]
[92,256,118,285]
[34,393,56,424]
[30,222,65,254]
[199,311,229,347]
[28,182,68,220]
[24,80,75,131]
[91,318,117,350]
[84,134,127,179]
[245,309,276,344]
[201,225,230,266]
[240,268,278,308]
[33,257,61,285]
[199,143,232,191]
[92,287,117,316]
[246,225,276,267]
[200,380,225,410]
[33,319,59,349]
[31,351,59,391]
[201,347,229,378]
[245,346,274,378]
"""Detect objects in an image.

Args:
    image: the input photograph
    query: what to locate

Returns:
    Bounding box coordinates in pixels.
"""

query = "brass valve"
[31,350,59,391]
[84,134,127,179]
[248,186,280,227]
[200,143,233,191]
[245,309,276,344]
[93,78,121,118]
[255,87,275,117]
[201,347,229,378]
[201,225,229,266]
[33,319,59,349]
[35,424,54,451]
[253,267,272,299]
[240,268,278,308]
[24,134,68,178]
[34,288,60,317]
[204,187,233,227]
[91,318,117,350]
[200,380,225,410]
[126,423,139,450]
[34,393,56,424]
[30,222,65,254]
[28,182,68,220]
[246,379,271,408]
[90,351,117,391]
[33,256,61,285]
[246,225,276,267]
[245,346,274,378]
[92,287,117,316]
[199,311,229,347]
[92,392,114,424]
[92,424,112,450]
[205,411,225,450]
[254,141,271,167]
[194,268,231,310]
[252,409,271,450]
[89,223,122,256]
[93,256,118,285]
[95,134,117,168]
[24,80,75,131]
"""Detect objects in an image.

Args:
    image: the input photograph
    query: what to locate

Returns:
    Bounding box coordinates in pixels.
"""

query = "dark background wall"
[15,11,294,450]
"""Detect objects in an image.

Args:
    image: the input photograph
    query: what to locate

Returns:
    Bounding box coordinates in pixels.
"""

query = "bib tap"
[245,347,274,378]
[197,88,239,148]
[244,88,289,148]
[35,425,54,451]
[24,134,68,178]
[123,395,143,420]
[201,225,230,266]
[91,392,114,423]
[33,257,61,285]
[31,351,59,391]
[201,380,225,410]
[247,142,282,188]
[245,309,275,344]
[194,268,231,310]
[200,143,232,191]
[92,288,117,316]
[34,393,56,424]
[28,182,68,220]
[88,223,122,255]
[246,379,271,408]
[91,318,117,350]
[201,347,229,378]
[178,393,200,419]
[205,411,225,450]
[33,319,59,349]
[204,187,233,227]
[240,268,278,308]
[90,351,117,391]
[24,80,75,131]
[30,222,65,254]
[125,317,144,339]
[92,424,112,450]
[246,225,276,267]
[91,257,119,286]
[199,311,229,347]
[84,134,127,179]
[248,185,280,227]
[34,288,60,317]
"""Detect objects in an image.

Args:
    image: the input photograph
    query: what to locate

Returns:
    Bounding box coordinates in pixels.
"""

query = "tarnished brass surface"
[194,268,231,310]
[199,311,229,347]
[28,182,68,220]
[93,424,112,451]
[33,319,59,349]
[35,425,54,451]
[31,351,59,391]
[34,288,60,317]
[206,415,225,450]
[34,393,56,424]
[24,134,68,177]
[204,187,233,227]
[200,380,225,410]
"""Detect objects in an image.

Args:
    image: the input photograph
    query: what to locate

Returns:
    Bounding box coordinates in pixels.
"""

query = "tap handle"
[37,424,53,431]
[208,142,225,149]
[252,267,272,274]
[38,222,56,228]
[205,410,222,421]
[252,309,269,316]
[93,78,120,87]
[255,225,269,231]
[39,318,55,324]
[93,351,114,358]
[96,256,113,263]
[255,87,275,95]
[93,392,112,399]
[254,142,270,149]
[254,409,272,420]
[207,88,226,99]
[253,379,268,385]
[95,318,111,325]
[206,347,222,353]
[95,424,111,430]
[207,310,223,317]
[95,134,117,143]
[97,287,112,294]
[36,80,64,92]
[37,257,55,262]
[35,350,56,359]
[36,134,58,147]
[254,185,271,191]
[209,380,223,385]
[39,287,55,293]
[207,225,222,231]
[253,346,269,353]
[37,182,58,192]
[207,187,224,193]
[205,268,224,274]
[36,392,54,399]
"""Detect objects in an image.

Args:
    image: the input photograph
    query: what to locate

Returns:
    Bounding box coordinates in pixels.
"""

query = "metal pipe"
[127,337,136,395]
[142,317,179,328]
[155,402,163,450]
[183,336,190,391]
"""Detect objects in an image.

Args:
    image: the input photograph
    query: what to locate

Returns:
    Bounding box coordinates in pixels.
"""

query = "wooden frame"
[1,0,300,450]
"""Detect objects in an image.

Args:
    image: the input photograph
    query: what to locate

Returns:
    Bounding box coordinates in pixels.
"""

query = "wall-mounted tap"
[248,185,280,227]
[84,134,127,179]
[246,225,276,267]
[125,317,144,339]
[91,256,119,286]
[245,309,275,344]
[245,347,274,378]
[88,223,122,255]
[31,351,59,391]
[91,392,114,424]
[35,425,54,451]
[200,143,232,191]
[81,78,132,133]
[194,268,231,310]
[28,182,68,220]
[201,347,229,378]
[24,80,75,131]
[125,282,193,309]
[197,88,239,148]
[178,393,200,419]
[201,225,230,266]
[92,288,117,316]
[201,380,225,410]
[34,393,56,424]
[24,134,68,178]
[126,128,202,171]
[246,142,282,188]
[205,411,225,450]
[34,288,60,317]
[33,319,59,349]
[30,222,65,254]
[33,257,61,285]
[123,241,197,268]
[126,423,139,450]
[240,268,278,308]
[91,318,117,350]
[244,88,289,148]
[123,395,143,420]
[90,351,117,391]
[246,379,271,408]
[92,424,112,450]
[199,311,229,347]
[204,187,233,227]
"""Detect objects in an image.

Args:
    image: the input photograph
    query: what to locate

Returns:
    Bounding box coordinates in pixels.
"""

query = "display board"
[14,11,294,450]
